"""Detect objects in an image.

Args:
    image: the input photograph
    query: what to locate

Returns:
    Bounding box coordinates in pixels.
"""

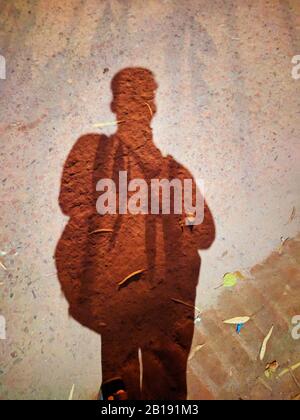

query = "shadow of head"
[111,67,158,123]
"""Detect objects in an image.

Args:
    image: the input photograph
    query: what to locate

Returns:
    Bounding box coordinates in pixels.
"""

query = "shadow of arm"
[58,134,102,217]
[192,200,216,250]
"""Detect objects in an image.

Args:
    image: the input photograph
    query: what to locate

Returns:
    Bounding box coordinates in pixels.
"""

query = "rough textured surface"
[189,235,300,400]
[0,0,299,399]
[55,67,215,399]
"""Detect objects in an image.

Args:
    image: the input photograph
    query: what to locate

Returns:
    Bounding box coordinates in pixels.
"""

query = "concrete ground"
[0,0,299,399]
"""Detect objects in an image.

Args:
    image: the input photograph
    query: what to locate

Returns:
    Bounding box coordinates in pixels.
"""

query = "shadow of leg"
[101,333,141,400]
[141,336,190,400]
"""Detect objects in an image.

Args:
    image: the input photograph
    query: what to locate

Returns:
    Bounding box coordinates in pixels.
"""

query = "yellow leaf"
[223,273,238,288]
[264,370,271,379]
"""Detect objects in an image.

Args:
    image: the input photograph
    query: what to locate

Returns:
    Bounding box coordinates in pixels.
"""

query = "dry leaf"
[293,394,300,401]
[234,271,246,280]
[260,326,274,361]
[289,206,296,223]
[144,102,153,117]
[0,259,7,271]
[264,361,279,378]
[171,298,201,314]
[223,316,250,325]
[291,361,300,372]
[93,120,125,128]
[118,269,145,288]
[278,361,300,378]
[188,344,205,361]
[89,229,113,235]
[278,237,289,255]
[68,384,75,401]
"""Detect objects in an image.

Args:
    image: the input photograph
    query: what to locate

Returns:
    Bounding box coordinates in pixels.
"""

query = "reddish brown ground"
[188,235,300,400]
[55,68,215,400]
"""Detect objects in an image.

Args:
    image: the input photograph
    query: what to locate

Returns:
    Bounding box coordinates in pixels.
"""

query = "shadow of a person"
[55,68,215,400]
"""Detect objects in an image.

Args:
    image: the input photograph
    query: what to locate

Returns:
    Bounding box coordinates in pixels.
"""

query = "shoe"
[100,377,128,400]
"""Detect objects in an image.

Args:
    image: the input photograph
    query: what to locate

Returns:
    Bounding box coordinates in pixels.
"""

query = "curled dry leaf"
[144,102,153,117]
[89,229,113,235]
[223,316,250,325]
[118,269,145,288]
[234,271,246,280]
[265,361,279,379]
[260,326,274,361]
